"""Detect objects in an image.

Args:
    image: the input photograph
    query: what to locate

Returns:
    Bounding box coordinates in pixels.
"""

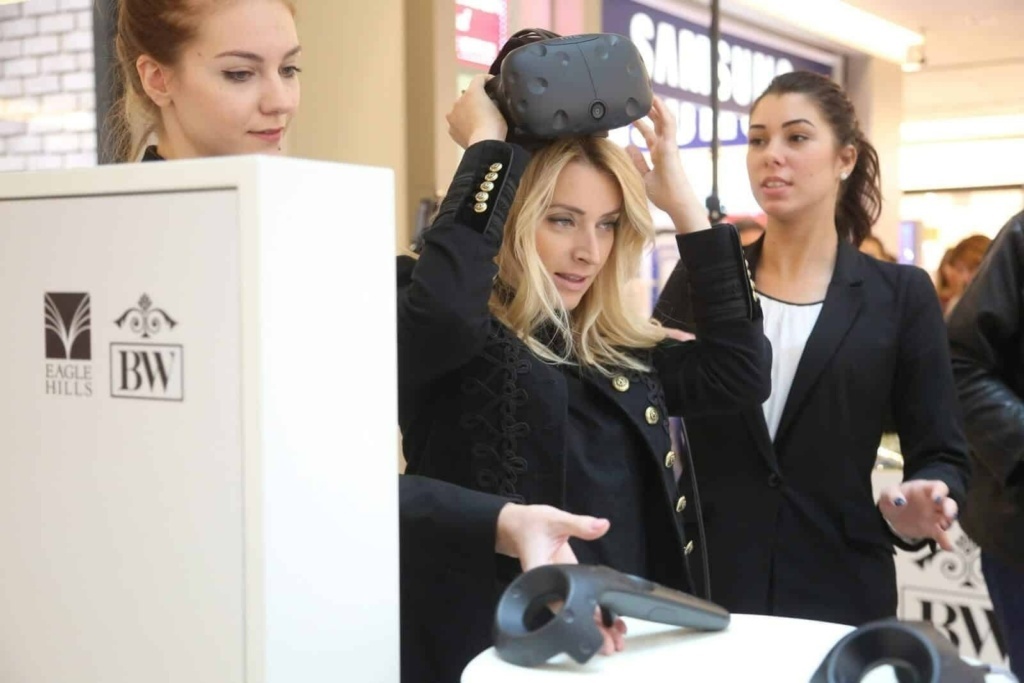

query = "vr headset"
[485,29,653,150]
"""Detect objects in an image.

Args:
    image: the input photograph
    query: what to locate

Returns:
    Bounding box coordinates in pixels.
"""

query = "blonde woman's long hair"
[492,137,666,375]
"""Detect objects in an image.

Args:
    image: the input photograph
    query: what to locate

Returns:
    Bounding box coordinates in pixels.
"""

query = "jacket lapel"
[772,240,865,446]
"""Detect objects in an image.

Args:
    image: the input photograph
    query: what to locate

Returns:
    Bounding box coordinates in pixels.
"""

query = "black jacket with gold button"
[396,140,769,682]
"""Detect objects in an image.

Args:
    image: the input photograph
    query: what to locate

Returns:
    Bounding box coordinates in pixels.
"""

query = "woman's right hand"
[626,97,709,234]
[495,503,628,655]
[446,74,508,149]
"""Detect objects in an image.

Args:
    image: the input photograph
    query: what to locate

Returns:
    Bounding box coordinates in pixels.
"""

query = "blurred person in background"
[936,247,958,311]
[948,210,1024,678]
[859,233,897,262]
[943,234,992,316]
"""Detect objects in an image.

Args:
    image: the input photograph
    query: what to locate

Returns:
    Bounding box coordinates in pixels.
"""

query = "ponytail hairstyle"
[108,0,296,162]
[752,71,882,245]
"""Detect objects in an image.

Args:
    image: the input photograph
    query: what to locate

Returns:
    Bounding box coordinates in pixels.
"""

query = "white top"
[759,293,824,441]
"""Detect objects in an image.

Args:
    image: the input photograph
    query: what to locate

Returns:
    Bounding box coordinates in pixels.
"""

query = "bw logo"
[111,295,184,401]
[44,292,91,360]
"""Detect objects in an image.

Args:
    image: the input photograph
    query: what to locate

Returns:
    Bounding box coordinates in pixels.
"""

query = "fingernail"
[894,497,906,507]
[934,495,944,504]
[953,512,959,521]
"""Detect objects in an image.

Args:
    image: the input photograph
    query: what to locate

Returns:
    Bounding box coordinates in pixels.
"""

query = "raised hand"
[625,96,709,234]
[445,74,507,149]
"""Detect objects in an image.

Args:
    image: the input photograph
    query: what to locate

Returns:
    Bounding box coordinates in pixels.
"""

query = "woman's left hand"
[878,480,959,551]
[626,96,709,234]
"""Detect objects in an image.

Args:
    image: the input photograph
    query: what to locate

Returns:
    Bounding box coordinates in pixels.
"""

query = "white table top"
[463,613,1001,682]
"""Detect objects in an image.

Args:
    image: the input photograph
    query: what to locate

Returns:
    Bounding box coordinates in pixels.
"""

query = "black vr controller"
[485,29,653,149]
[493,564,730,667]
[810,618,1000,683]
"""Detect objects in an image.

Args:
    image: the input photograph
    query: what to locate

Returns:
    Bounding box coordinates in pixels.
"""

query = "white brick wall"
[0,0,97,171]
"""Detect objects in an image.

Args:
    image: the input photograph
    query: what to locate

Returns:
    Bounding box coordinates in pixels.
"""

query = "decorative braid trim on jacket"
[459,326,532,502]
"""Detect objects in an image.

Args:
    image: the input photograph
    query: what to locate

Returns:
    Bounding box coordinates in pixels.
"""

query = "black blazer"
[397,141,770,682]
[948,211,1024,568]
[655,237,970,626]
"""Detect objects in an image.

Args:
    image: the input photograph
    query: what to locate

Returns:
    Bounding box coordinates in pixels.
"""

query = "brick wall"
[0,0,97,173]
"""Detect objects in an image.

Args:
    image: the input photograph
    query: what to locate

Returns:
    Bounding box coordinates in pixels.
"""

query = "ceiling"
[845,0,1024,120]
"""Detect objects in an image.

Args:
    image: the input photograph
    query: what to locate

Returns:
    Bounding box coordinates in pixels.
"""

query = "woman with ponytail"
[656,71,969,626]
[109,0,301,162]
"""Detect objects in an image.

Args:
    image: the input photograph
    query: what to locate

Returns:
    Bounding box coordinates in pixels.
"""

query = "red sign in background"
[455,1,507,68]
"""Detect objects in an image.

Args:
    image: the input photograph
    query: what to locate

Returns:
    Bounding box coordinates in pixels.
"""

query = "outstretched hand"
[878,480,959,551]
[495,503,628,655]
[625,97,709,234]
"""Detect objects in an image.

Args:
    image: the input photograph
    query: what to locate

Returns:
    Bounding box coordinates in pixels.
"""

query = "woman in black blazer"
[656,71,969,626]
[398,80,770,680]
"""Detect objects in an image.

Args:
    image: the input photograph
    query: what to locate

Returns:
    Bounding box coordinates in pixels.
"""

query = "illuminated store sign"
[603,0,837,148]
[455,0,507,68]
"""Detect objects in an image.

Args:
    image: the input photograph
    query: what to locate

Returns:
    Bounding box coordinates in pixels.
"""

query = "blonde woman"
[397,76,770,682]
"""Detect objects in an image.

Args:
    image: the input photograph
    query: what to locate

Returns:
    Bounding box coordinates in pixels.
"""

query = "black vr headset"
[485,29,653,150]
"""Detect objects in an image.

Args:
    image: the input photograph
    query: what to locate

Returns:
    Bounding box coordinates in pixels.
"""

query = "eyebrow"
[215,46,302,62]
[748,118,816,131]
[549,203,622,217]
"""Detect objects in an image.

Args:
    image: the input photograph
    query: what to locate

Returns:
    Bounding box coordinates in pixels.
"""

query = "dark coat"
[655,236,970,626]
[397,140,770,682]
[948,211,1024,569]
[398,475,511,683]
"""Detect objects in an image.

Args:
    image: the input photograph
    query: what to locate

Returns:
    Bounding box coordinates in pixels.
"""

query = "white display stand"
[0,156,399,683]
[463,614,1003,682]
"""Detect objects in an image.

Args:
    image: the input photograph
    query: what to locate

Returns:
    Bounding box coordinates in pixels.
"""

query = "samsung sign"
[603,0,837,148]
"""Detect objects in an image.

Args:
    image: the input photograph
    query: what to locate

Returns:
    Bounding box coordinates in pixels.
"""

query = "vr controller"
[493,564,730,667]
[485,29,653,149]
[810,618,999,683]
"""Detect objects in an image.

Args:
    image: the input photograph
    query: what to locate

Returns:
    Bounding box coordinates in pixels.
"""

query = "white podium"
[463,614,1004,682]
[0,157,399,683]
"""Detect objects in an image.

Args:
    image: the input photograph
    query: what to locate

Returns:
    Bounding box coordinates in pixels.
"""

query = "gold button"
[684,540,695,555]
[676,495,687,512]
[473,202,488,213]
[665,451,676,469]
[489,162,503,172]
[645,406,659,425]
[612,376,630,392]
[484,172,499,181]
[479,181,494,192]
[475,191,489,202]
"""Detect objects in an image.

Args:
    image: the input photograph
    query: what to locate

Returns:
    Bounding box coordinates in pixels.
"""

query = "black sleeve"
[652,236,700,334]
[399,475,511,574]
[892,267,970,507]
[653,225,771,416]
[948,214,1024,487]
[397,141,530,393]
